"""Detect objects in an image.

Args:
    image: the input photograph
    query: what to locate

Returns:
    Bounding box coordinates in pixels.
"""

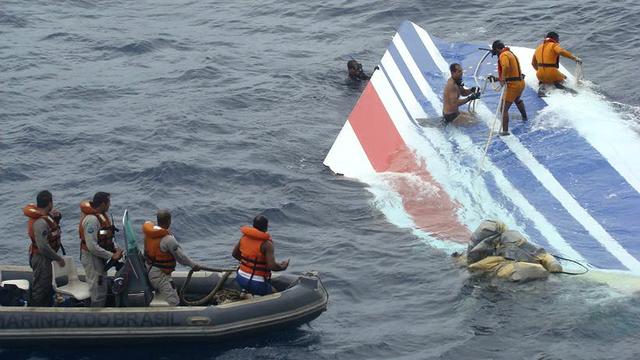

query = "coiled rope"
[552,254,590,275]
[179,266,237,306]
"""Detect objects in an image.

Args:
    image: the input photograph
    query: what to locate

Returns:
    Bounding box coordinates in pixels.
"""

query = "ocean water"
[1,0,639,359]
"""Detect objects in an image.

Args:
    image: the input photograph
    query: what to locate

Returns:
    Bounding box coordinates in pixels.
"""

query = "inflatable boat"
[0,265,328,345]
[0,210,328,345]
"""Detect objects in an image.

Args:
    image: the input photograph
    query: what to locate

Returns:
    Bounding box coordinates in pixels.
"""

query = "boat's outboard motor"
[112,210,154,307]
[113,248,153,307]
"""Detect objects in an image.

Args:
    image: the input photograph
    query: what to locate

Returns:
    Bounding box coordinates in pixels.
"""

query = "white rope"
[477,85,506,174]
[574,62,584,86]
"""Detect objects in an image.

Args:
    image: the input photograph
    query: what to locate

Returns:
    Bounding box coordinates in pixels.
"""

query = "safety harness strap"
[504,76,524,82]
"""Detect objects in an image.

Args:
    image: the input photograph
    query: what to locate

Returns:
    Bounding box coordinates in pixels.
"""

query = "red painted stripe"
[348,83,471,242]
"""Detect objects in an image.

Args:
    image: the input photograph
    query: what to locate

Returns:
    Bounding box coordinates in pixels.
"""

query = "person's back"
[143,209,202,306]
[532,31,580,85]
[23,191,65,307]
[232,215,289,296]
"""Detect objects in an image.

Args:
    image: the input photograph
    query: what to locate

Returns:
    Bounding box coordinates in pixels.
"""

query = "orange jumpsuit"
[532,39,576,84]
[498,48,525,103]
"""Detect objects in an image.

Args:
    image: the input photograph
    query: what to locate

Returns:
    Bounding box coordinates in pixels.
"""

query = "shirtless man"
[443,63,481,125]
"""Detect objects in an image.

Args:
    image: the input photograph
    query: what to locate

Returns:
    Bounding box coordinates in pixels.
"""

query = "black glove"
[470,86,479,93]
[487,75,498,82]
[51,211,62,224]
[467,91,481,101]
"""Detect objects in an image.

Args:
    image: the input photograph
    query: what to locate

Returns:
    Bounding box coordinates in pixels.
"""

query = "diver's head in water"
[253,215,268,232]
[449,63,464,85]
[491,40,505,56]
[347,59,364,78]
[546,31,559,42]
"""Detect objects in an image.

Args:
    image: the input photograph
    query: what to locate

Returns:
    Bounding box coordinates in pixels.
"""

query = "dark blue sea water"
[1,0,639,359]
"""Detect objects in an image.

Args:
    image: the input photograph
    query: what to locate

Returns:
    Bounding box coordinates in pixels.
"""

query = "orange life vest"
[534,38,560,69]
[238,226,272,279]
[23,203,61,256]
[497,48,523,82]
[143,221,176,274]
[532,38,575,84]
[78,200,115,252]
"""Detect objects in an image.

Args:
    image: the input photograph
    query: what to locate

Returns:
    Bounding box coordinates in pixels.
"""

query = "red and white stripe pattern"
[324,73,471,242]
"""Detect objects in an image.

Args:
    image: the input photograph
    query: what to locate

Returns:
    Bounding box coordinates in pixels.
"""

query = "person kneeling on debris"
[143,209,203,306]
[442,63,481,125]
[460,220,562,281]
[532,31,582,95]
[232,215,289,296]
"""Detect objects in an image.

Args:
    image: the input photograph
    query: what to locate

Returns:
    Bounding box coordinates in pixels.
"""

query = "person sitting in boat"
[23,190,65,307]
[489,40,528,136]
[531,31,582,95]
[232,215,289,296]
[442,63,481,125]
[456,219,562,281]
[79,192,123,307]
[143,209,203,306]
[347,59,371,81]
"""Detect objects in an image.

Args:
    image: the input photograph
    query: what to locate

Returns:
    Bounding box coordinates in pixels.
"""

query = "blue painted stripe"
[447,41,640,263]
[377,59,419,128]
[433,40,629,269]
[483,171,552,250]
[386,41,440,118]
[398,25,627,270]
[382,37,548,252]
[389,27,555,253]
[392,27,557,250]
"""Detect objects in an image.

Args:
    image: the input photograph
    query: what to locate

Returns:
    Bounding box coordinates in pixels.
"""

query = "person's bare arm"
[261,241,289,271]
[232,242,241,261]
[459,85,473,97]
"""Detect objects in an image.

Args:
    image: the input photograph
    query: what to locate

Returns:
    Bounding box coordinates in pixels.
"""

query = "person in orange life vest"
[143,209,203,306]
[232,215,289,296]
[490,40,527,136]
[23,190,65,307]
[532,31,582,90]
[79,192,123,307]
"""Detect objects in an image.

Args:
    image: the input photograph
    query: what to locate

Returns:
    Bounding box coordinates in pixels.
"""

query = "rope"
[574,62,584,86]
[196,266,238,273]
[179,267,237,306]
[477,84,506,173]
[552,254,590,275]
